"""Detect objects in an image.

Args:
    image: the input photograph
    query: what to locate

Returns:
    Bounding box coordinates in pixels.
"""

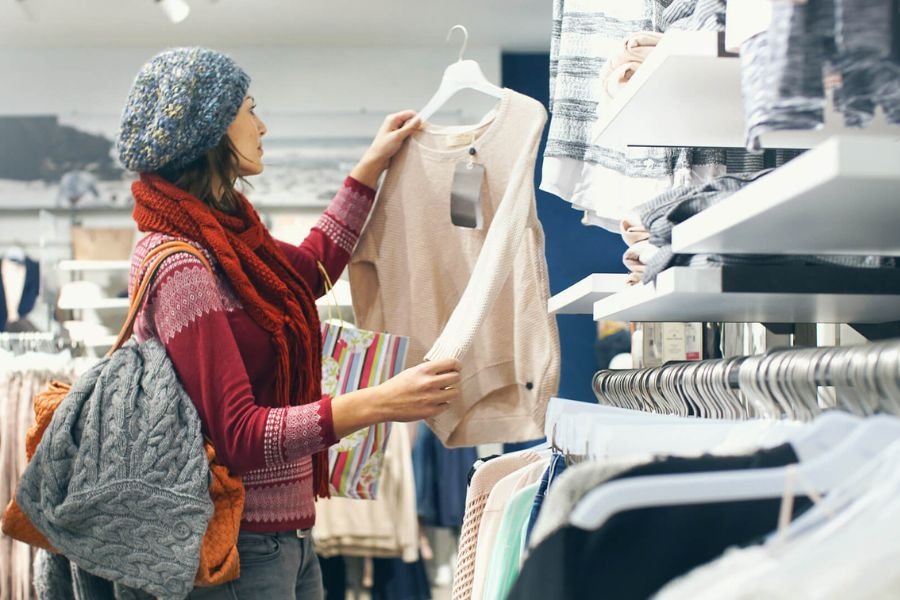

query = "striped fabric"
[543,0,765,230]
[320,322,409,499]
[663,0,726,32]
[639,168,897,282]
[740,0,900,150]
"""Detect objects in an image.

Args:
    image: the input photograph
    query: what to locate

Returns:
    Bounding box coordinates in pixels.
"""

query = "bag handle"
[107,241,212,357]
[316,261,342,324]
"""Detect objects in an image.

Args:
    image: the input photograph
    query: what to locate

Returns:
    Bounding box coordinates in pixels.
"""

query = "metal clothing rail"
[0,331,80,355]
[591,339,900,421]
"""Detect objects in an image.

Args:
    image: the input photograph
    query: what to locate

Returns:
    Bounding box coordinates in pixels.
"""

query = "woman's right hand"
[374,359,463,422]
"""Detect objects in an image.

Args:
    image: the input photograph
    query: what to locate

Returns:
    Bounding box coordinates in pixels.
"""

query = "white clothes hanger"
[545,398,854,462]
[417,25,505,123]
[569,414,900,530]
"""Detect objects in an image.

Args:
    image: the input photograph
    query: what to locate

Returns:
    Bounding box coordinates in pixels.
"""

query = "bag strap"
[107,241,212,357]
[316,260,342,324]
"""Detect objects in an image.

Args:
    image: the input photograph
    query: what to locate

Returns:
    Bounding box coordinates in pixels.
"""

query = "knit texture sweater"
[451,452,544,600]
[17,338,211,599]
[130,176,375,533]
[350,89,561,447]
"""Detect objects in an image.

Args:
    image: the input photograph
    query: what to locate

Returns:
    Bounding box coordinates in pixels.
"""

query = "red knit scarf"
[132,173,329,498]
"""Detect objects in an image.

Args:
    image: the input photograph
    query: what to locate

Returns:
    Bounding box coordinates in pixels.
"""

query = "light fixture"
[156,0,191,24]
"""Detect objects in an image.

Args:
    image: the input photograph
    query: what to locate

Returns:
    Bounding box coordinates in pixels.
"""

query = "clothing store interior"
[2,0,900,599]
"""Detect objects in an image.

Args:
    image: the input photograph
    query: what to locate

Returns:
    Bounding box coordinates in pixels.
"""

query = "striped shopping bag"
[320,320,410,499]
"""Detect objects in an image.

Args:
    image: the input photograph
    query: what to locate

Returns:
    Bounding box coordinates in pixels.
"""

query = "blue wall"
[502,53,627,404]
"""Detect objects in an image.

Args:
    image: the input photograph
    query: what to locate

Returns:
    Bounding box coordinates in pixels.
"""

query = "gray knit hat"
[17,338,213,598]
[117,47,251,172]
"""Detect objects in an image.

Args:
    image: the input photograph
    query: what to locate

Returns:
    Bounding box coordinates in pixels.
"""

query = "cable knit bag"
[1,241,244,595]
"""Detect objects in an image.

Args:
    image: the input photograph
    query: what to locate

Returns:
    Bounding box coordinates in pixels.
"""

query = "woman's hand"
[350,110,422,188]
[373,358,463,422]
[330,358,462,439]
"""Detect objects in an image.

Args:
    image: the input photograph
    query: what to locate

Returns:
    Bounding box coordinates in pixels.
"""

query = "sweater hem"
[427,359,545,447]
[239,516,315,534]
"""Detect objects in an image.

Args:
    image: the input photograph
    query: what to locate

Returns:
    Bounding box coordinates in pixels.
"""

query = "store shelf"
[58,297,130,310]
[593,266,900,323]
[672,137,900,256]
[73,335,119,348]
[594,31,900,149]
[58,260,132,272]
[548,274,630,314]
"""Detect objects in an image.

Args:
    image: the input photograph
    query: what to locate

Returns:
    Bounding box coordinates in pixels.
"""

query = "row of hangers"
[0,331,80,356]
[592,340,900,421]
[543,339,900,532]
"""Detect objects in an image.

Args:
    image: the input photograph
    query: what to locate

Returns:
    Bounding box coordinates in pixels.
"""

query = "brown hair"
[156,135,249,213]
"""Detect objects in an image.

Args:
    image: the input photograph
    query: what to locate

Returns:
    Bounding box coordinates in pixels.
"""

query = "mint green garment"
[483,481,542,600]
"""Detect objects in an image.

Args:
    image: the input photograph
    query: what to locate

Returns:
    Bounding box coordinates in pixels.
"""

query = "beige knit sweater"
[350,89,561,447]
[451,451,545,600]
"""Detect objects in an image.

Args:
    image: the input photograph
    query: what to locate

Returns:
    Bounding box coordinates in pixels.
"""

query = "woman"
[117,47,462,599]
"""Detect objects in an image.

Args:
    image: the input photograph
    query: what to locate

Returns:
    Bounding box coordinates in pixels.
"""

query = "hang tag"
[450,160,485,229]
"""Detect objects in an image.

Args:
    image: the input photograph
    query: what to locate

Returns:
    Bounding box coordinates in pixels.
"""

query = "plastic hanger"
[569,414,900,530]
[417,25,505,122]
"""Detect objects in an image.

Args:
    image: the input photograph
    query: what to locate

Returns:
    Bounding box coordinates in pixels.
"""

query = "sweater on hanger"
[471,459,548,600]
[130,176,375,533]
[452,451,544,600]
[509,444,811,600]
[350,89,560,448]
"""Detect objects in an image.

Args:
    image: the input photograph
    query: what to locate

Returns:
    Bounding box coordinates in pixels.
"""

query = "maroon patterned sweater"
[129,177,375,532]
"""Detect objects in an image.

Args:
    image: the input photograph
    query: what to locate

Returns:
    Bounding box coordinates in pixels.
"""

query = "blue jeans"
[188,531,324,600]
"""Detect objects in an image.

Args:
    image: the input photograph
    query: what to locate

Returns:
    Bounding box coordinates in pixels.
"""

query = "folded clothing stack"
[636,170,897,283]
[600,32,663,101]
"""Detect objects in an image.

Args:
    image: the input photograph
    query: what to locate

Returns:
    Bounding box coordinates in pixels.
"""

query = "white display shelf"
[594,31,900,149]
[58,260,132,272]
[672,137,900,256]
[548,274,630,315]
[593,266,900,324]
[75,335,119,348]
[58,298,130,310]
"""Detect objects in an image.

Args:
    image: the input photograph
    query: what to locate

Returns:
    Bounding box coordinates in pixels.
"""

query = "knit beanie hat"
[16,338,213,598]
[117,47,251,173]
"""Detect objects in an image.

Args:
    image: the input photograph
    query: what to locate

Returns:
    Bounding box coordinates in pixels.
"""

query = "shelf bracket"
[848,322,900,342]
[761,322,817,348]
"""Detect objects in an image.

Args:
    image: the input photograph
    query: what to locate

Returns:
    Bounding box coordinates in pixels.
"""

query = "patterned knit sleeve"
[276,176,375,298]
[132,236,337,475]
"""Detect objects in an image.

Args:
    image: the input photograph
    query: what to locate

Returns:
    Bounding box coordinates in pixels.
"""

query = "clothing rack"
[0,331,81,355]
[586,339,900,422]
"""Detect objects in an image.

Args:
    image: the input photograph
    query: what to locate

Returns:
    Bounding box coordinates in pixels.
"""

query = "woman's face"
[226,95,268,176]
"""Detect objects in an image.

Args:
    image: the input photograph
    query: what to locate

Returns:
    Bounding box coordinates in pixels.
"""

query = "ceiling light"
[156,0,191,24]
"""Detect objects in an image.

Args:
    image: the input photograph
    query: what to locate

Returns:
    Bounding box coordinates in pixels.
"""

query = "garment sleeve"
[141,254,337,475]
[276,176,376,298]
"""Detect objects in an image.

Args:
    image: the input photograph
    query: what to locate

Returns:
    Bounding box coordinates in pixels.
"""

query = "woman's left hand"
[351,110,421,188]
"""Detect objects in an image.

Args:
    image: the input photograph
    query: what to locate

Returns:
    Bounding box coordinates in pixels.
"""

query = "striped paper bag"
[321,321,410,499]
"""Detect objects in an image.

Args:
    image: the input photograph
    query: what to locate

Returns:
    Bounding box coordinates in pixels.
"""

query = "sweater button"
[526,382,534,391]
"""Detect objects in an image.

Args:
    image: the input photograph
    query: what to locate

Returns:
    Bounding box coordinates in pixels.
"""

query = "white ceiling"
[1,0,552,50]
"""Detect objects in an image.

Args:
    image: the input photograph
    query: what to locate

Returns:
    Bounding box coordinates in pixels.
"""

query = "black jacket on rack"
[0,256,40,332]
[509,444,812,600]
